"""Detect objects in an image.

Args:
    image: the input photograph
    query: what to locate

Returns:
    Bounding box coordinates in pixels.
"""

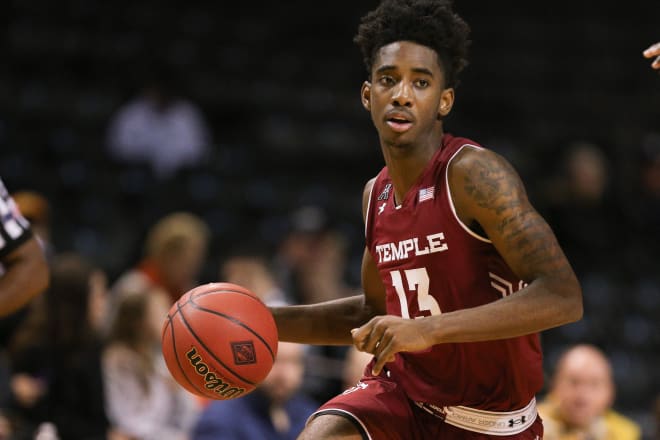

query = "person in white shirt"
[103,289,200,440]
[107,73,211,179]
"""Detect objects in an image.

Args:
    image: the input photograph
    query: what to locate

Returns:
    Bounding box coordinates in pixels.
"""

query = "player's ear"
[361,81,372,111]
[437,87,455,118]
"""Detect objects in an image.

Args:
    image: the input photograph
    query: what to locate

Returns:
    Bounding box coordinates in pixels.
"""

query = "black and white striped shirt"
[0,178,31,259]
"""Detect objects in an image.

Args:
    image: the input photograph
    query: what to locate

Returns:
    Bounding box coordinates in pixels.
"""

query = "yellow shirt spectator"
[538,344,641,440]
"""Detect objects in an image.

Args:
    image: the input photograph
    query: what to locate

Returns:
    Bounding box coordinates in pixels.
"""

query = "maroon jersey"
[364,133,543,411]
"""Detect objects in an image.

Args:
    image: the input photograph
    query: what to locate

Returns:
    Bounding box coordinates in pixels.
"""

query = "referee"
[0,178,48,317]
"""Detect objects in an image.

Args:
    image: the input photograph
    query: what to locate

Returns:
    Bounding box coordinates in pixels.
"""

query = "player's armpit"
[445,148,582,338]
[351,177,393,364]
[361,247,386,317]
[362,177,377,220]
[361,177,386,317]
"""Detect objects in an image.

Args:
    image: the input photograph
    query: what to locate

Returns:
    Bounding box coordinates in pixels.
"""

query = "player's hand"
[643,42,660,70]
[351,315,435,376]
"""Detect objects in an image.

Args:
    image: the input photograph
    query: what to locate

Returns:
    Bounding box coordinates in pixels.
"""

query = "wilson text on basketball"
[186,347,245,398]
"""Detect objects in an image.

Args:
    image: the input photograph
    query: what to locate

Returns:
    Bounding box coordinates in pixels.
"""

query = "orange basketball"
[162,282,278,400]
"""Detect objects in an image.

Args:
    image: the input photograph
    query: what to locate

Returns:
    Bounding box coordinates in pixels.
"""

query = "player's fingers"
[371,338,397,376]
[362,325,384,354]
[351,319,379,352]
[350,323,370,348]
[371,355,386,376]
[372,330,393,359]
[643,42,660,58]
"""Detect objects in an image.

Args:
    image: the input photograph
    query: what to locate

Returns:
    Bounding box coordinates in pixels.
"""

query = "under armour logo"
[378,202,386,215]
[508,415,526,428]
[342,381,368,395]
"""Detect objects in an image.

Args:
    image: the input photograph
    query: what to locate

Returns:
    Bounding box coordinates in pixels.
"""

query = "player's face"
[361,41,454,149]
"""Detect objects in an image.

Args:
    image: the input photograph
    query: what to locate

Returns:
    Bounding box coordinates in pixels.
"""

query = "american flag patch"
[418,186,435,202]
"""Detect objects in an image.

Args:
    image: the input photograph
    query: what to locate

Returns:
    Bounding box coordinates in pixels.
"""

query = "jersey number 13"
[390,268,441,319]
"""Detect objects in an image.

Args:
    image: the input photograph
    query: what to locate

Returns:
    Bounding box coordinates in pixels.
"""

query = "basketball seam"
[166,314,208,397]
[170,288,261,318]
[176,300,257,386]
[189,295,276,362]
[194,288,262,302]
[169,293,190,317]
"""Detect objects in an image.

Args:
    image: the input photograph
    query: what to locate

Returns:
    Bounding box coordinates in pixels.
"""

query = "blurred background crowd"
[0,0,659,439]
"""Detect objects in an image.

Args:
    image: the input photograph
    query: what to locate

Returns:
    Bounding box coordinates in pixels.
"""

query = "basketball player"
[270,1,583,438]
[0,177,48,317]
[644,42,660,70]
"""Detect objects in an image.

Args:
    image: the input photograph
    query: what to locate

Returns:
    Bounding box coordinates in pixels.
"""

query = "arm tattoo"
[462,154,570,280]
[462,157,524,215]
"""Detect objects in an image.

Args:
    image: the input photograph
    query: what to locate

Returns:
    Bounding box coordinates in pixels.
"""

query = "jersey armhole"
[364,182,375,239]
[445,144,492,244]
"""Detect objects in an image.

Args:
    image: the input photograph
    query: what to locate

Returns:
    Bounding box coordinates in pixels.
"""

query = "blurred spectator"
[655,395,660,440]
[538,344,641,440]
[624,135,660,275]
[0,411,9,438]
[541,142,623,275]
[106,65,211,179]
[295,228,357,405]
[192,342,316,440]
[221,250,288,306]
[297,230,357,304]
[6,254,111,440]
[111,211,210,305]
[341,346,372,390]
[103,290,200,440]
[272,206,326,304]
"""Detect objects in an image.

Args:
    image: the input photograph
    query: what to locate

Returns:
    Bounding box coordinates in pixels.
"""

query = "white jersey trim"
[306,408,373,440]
[445,144,492,243]
[364,182,374,238]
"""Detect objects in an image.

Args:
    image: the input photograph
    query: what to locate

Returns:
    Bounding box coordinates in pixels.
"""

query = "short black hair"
[354,0,470,88]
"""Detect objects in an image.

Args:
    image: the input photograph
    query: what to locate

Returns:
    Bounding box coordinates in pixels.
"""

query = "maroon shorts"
[309,374,543,440]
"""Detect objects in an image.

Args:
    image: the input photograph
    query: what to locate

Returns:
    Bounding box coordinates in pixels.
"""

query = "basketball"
[161,282,278,400]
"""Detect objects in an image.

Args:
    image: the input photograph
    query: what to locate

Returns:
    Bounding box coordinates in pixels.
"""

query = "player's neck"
[381,130,444,205]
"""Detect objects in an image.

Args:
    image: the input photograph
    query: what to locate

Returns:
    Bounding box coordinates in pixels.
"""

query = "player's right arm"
[270,178,386,345]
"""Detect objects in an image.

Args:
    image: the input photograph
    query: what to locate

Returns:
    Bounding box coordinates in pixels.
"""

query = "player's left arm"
[433,147,583,342]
